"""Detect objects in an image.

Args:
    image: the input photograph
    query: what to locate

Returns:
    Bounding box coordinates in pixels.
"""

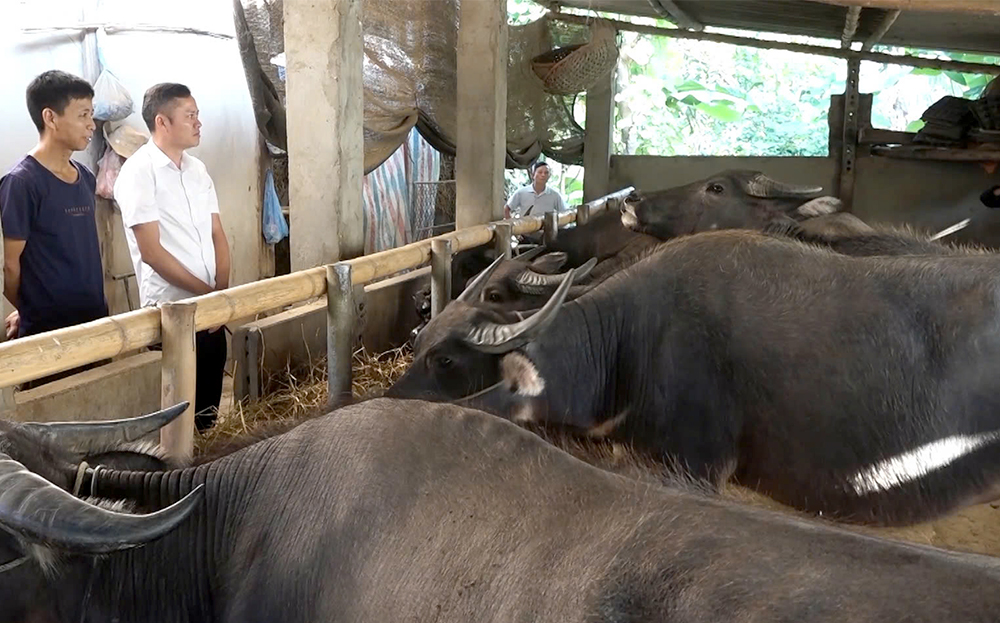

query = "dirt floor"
[721,484,1000,558]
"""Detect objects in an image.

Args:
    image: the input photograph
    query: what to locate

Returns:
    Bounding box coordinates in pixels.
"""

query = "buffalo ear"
[530,252,568,274]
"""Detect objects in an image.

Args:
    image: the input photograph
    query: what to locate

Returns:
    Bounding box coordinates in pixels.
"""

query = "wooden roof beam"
[647,0,704,31]
[861,9,901,50]
[808,0,1000,16]
[549,11,1000,75]
[840,5,862,48]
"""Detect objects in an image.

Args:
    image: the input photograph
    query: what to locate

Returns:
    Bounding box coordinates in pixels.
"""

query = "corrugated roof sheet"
[554,0,1000,56]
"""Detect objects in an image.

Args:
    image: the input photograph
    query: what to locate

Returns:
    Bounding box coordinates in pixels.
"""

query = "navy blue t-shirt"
[0,155,108,337]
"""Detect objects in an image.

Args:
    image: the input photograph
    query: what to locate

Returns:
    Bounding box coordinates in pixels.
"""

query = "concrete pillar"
[284,0,365,270]
[583,67,616,202]
[455,0,508,230]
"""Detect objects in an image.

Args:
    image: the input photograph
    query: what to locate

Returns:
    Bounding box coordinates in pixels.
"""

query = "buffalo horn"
[22,402,190,447]
[745,173,823,199]
[515,245,547,261]
[464,268,576,354]
[513,257,598,294]
[0,453,202,554]
[456,256,506,303]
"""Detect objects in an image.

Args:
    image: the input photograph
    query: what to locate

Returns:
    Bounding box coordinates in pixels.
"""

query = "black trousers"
[193,328,228,430]
[150,328,228,431]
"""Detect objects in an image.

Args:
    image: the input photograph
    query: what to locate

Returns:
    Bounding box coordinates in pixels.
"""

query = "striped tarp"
[362,127,441,254]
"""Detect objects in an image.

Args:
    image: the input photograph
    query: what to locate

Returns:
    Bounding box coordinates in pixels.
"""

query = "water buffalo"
[548,206,661,267]
[621,169,839,239]
[387,229,1000,526]
[5,398,1000,622]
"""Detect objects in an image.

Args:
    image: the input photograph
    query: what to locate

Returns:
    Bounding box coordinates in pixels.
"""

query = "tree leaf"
[696,102,742,123]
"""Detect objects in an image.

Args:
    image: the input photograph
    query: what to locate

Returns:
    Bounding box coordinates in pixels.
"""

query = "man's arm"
[131,222,214,296]
[212,214,230,290]
[2,238,25,308]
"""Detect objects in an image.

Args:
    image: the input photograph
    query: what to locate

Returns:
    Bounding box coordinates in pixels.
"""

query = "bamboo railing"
[0,186,634,457]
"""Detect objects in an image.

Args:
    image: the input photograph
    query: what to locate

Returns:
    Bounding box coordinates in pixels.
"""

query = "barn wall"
[610,154,1000,247]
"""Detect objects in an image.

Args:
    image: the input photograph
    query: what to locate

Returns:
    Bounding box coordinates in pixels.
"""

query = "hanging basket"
[531,19,619,95]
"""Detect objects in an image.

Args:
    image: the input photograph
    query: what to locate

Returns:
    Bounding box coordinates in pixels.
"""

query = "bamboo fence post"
[543,212,559,246]
[431,239,453,317]
[494,222,513,259]
[326,263,355,405]
[159,302,197,462]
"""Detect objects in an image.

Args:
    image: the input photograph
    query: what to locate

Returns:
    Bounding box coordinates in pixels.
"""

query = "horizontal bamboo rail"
[0,187,633,389]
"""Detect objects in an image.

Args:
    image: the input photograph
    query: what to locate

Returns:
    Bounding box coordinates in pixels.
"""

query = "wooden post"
[583,65,616,203]
[838,59,861,211]
[576,203,591,226]
[430,239,453,317]
[494,222,513,259]
[326,262,355,405]
[159,302,197,462]
[285,0,364,270]
[543,212,559,246]
[455,0,508,229]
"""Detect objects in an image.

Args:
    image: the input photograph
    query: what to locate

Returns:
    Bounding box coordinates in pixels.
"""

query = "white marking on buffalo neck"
[849,431,1000,495]
[501,352,545,397]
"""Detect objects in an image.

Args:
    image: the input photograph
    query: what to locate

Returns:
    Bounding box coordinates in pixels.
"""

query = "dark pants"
[150,328,228,432]
[194,328,229,431]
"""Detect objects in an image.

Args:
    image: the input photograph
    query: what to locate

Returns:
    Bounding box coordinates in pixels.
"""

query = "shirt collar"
[147,141,191,170]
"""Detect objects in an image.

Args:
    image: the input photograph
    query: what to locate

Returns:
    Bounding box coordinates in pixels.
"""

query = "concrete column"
[455,0,508,230]
[284,0,365,271]
[583,67,616,202]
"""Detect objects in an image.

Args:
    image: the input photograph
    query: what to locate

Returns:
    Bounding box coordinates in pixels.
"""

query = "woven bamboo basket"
[531,19,619,95]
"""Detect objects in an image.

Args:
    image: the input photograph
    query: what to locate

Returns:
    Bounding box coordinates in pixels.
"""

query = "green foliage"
[506,0,1000,163]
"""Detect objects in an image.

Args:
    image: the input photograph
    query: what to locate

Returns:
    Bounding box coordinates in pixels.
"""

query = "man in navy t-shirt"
[1,70,109,386]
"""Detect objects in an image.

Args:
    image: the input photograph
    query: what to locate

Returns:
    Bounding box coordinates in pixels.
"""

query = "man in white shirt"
[114,82,231,432]
[503,161,567,219]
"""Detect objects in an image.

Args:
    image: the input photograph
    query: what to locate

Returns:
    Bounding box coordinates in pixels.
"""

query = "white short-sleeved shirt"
[113,141,220,308]
[505,185,567,217]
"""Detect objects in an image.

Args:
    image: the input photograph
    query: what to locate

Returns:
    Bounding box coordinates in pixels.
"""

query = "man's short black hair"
[531,161,549,174]
[141,83,193,132]
[26,70,95,133]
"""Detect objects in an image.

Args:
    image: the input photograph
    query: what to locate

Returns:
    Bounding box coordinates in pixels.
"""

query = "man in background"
[114,82,231,431]
[504,161,567,219]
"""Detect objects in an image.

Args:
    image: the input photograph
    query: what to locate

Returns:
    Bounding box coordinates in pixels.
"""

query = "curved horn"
[0,454,202,554]
[745,173,823,199]
[515,245,547,261]
[456,255,505,303]
[22,402,190,447]
[464,268,575,354]
[513,257,598,294]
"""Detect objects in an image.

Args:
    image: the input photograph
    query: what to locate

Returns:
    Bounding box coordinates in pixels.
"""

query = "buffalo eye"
[707,183,725,194]
[435,355,453,370]
[486,290,503,303]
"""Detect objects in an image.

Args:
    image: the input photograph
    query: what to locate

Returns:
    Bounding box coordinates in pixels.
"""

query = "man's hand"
[5,310,19,340]
[504,206,511,219]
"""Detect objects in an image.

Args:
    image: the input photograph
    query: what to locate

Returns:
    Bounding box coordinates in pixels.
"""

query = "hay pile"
[195,345,412,457]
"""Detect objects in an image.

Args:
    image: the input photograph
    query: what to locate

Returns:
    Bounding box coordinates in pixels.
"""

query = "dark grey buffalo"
[548,206,661,268]
[5,398,1000,622]
[620,169,839,239]
[388,229,1000,526]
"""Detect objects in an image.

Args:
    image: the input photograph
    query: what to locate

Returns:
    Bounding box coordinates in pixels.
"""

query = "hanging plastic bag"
[262,168,289,244]
[93,69,133,121]
[96,145,125,200]
[92,28,133,122]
